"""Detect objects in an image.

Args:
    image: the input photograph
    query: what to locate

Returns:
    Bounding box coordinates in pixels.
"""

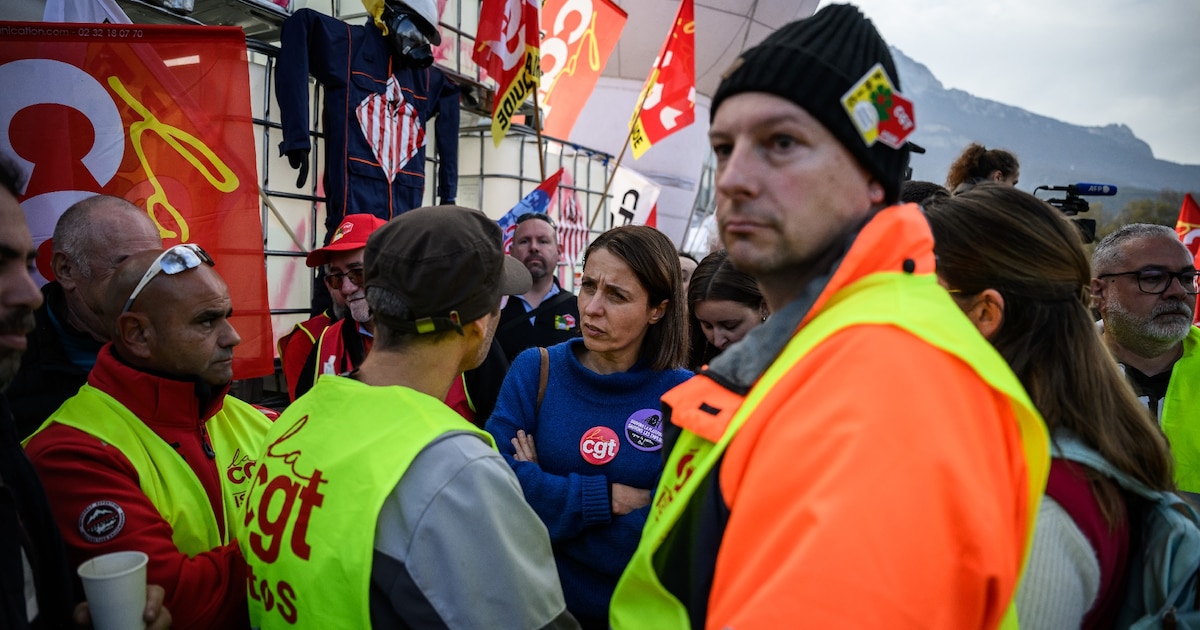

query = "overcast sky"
[821,0,1200,166]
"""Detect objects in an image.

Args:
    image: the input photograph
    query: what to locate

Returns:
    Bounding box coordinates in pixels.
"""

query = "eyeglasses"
[324,267,365,290]
[122,244,214,314]
[516,212,555,228]
[1097,269,1200,295]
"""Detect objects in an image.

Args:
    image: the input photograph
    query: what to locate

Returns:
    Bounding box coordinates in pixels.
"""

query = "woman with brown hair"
[924,184,1176,628]
[686,250,768,370]
[945,142,1020,194]
[486,225,692,627]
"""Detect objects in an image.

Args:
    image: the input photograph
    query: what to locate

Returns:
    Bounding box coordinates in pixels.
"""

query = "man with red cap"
[284,214,385,400]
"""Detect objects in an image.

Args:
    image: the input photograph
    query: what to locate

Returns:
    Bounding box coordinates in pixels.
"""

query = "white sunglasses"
[121,244,214,314]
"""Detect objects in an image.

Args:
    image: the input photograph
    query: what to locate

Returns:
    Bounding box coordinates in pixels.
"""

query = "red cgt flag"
[538,0,627,139]
[0,22,273,378]
[629,0,695,159]
[473,0,541,147]
[1175,192,1200,323]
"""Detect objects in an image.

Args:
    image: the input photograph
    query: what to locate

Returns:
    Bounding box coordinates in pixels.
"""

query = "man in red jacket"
[278,213,386,403]
[1,154,170,629]
[289,213,385,399]
[26,244,272,629]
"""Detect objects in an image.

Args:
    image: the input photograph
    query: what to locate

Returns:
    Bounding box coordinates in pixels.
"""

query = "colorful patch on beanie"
[840,63,915,149]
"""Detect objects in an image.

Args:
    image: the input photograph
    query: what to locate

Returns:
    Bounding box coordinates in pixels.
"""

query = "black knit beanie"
[711,4,912,203]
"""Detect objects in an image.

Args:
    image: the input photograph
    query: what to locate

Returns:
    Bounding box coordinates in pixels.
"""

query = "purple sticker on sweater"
[625,408,664,452]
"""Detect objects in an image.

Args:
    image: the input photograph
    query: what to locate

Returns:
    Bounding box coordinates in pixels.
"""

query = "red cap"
[306,214,387,267]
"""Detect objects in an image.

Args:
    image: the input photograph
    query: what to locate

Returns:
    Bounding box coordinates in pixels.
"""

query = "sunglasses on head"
[122,244,214,315]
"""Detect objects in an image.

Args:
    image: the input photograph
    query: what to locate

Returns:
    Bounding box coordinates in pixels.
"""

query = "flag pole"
[532,87,547,181]
[589,93,648,230]
[677,201,698,251]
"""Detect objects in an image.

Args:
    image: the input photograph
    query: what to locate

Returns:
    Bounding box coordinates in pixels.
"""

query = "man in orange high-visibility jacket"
[610,6,1049,629]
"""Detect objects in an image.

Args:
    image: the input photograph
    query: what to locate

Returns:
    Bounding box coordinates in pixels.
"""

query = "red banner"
[1176,192,1200,323]
[0,22,273,378]
[473,0,540,146]
[538,0,627,139]
[629,0,695,159]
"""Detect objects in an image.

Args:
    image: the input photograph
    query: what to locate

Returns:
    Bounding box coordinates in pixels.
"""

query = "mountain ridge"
[892,47,1198,219]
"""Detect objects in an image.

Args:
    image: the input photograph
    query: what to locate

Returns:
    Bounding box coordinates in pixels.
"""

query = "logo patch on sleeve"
[79,501,125,543]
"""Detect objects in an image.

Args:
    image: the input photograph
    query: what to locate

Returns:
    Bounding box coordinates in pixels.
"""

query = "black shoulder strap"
[498,290,574,334]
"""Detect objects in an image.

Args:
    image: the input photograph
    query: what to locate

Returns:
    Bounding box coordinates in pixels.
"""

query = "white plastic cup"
[76,551,149,630]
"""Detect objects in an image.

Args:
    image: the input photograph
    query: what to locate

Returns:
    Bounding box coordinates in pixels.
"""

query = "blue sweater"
[485,338,691,621]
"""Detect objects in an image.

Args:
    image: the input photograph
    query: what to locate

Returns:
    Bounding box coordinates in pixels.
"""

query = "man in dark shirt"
[8,194,160,439]
[496,213,581,361]
[0,155,168,629]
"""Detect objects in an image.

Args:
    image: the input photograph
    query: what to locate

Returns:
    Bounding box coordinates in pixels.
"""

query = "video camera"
[1033,183,1117,244]
[903,141,926,181]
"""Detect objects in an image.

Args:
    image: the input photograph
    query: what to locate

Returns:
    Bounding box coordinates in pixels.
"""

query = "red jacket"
[277,310,333,401]
[24,346,254,629]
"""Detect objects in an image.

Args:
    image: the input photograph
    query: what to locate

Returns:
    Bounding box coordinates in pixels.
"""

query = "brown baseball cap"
[306,214,387,267]
[364,205,531,334]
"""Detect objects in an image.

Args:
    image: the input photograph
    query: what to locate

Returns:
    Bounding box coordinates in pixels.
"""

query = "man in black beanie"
[610,5,1049,629]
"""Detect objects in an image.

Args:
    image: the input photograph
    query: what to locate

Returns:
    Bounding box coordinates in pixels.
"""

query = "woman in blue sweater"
[486,225,691,627]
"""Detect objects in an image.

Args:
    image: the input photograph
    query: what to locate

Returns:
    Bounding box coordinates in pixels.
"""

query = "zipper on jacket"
[199,424,215,459]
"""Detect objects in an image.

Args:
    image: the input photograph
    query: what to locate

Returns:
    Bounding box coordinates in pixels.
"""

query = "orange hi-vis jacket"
[611,203,1049,629]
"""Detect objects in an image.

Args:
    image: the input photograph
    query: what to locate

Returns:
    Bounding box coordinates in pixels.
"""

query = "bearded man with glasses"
[1092,222,1200,504]
[289,213,386,401]
[23,243,272,628]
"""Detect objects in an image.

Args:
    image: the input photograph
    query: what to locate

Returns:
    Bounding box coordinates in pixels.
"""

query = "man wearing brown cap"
[240,205,576,628]
[611,5,1048,629]
[288,212,511,423]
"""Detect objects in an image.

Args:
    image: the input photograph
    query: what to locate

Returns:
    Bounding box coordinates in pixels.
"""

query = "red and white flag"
[473,0,541,146]
[1175,192,1200,323]
[538,0,627,139]
[0,22,273,378]
[629,0,695,159]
